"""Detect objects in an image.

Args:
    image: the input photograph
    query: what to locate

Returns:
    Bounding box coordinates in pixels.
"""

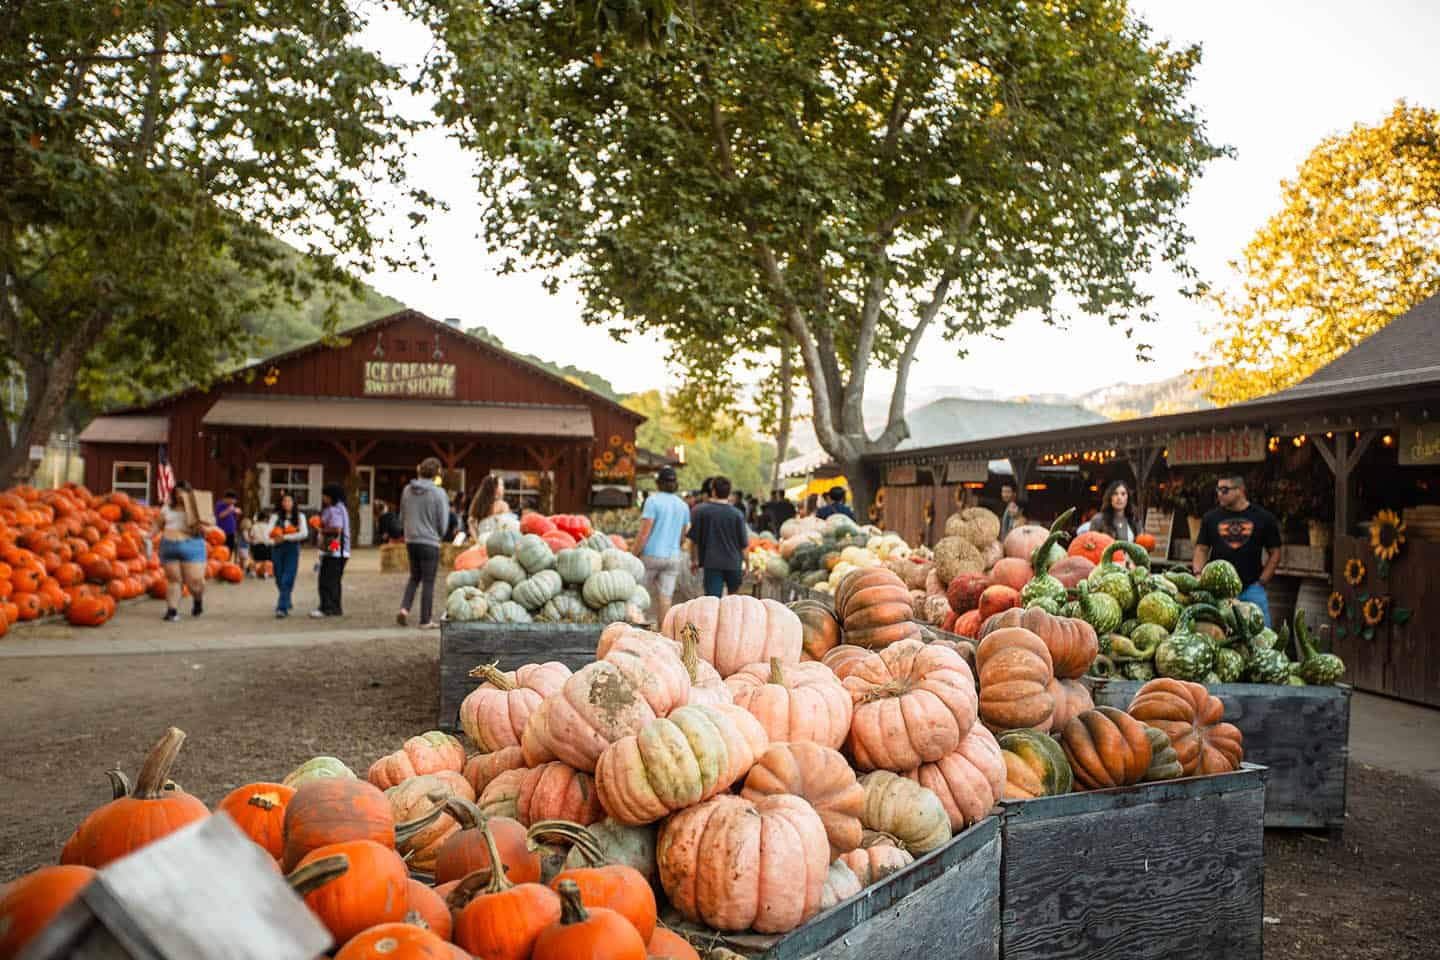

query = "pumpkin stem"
[134,727,186,799]
[469,661,516,691]
[554,878,589,925]
[444,795,484,831]
[479,822,516,895]
[526,820,606,866]
[286,854,349,896]
[106,769,131,799]
[681,623,701,682]
[248,791,280,811]
[395,792,450,843]
[860,829,908,853]
[445,867,495,912]
[768,656,785,685]
[860,678,911,703]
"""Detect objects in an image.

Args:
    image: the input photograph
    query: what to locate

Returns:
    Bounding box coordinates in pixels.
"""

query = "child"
[237,517,253,573]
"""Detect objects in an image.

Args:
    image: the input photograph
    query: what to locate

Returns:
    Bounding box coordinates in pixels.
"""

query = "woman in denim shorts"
[155,481,210,622]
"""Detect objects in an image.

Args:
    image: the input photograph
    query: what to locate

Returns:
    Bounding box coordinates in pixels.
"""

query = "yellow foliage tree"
[1200,101,1440,405]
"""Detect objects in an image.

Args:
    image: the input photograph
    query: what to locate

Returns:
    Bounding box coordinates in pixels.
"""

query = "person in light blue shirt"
[632,466,690,624]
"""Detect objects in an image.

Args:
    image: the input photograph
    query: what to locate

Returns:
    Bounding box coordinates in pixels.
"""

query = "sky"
[353,0,1440,404]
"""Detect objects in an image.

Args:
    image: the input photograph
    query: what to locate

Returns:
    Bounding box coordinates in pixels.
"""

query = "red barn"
[78,311,644,542]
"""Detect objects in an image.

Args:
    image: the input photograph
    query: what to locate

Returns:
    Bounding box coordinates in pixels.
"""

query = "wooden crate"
[1088,679,1350,829]
[437,622,604,730]
[675,816,999,959]
[757,575,830,606]
[998,764,1265,960]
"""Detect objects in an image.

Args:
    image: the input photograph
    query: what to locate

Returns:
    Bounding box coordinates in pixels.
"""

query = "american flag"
[156,445,175,505]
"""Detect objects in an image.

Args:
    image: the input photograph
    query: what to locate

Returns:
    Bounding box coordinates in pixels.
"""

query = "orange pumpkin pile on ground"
[0,565,1245,957]
[0,483,259,634]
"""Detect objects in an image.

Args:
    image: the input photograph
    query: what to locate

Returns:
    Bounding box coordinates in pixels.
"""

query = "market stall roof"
[200,395,595,438]
[866,293,1440,467]
[895,397,1106,450]
[77,416,170,445]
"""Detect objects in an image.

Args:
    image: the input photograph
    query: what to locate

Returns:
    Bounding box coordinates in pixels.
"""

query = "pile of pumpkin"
[766,512,928,596]
[944,509,1346,687]
[444,516,646,626]
[0,483,253,635]
[0,564,1246,959]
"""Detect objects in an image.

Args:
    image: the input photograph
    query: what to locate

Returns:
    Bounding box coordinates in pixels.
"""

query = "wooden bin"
[757,575,829,606]
[998,764,1266,960]
[679,816,1000,960]
[1089,679,1350,829]
[437,622,604,730]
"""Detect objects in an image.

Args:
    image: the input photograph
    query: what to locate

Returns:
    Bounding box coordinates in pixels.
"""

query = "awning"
[201,395,594,439]
[78,416,170,445]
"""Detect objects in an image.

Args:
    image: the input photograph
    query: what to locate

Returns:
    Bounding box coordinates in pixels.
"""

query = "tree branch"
[135,23,171,166]
[27,49,229,69]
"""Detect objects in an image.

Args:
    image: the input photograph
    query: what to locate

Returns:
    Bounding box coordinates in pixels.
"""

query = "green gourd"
[483,555,527,586]
[1076,580,1123,635]
[1140,725,1183,781]
[1294,611,1345,685]
[514,534,556,574]
[446,586,490,621]
[556,548,601,585]
[1197,559,1243,599]
[1020,511,1074,610]
[583,569,638,608]
[512,569,563,610]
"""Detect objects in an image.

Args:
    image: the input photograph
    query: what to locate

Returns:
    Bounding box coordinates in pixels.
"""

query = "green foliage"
[624,390,776,498]
[419,0,1221,504]
[1201,101,1440,404]
[0,0,429,480]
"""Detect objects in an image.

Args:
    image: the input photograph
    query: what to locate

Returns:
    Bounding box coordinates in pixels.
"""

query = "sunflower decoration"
[953,485,967,506]
[875,487,888,508]
[1327,591,1345,620]
[609,434,623,448]
[868,503,880,522]
[592,457,605,471]
[262,365,280,387]
[1362,596,1389,627]
[602,450,615,464]
[623,442,636,455]
[1370,509,1406,561]
[1343,558,1366,587]
[924,502,935,526]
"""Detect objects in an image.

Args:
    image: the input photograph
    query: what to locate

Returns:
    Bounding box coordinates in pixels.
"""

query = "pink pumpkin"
[988,557,1034,592]
[661,595,802,678]
[598,624,693,717]
[724,657,853,750]
[906,725,1005,831]
[521,661,660,772]
[459,662,572,753]
[1003,524,1051,560]
[1048,554,1095,589]
[843,639,978,771]
[368,732,466,790]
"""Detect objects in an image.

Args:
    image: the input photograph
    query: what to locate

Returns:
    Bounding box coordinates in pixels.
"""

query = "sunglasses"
[1215,484,1235,493]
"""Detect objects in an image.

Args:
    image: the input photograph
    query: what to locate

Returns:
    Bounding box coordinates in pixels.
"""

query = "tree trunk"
[769,341,793,493]
[838,456,881,524]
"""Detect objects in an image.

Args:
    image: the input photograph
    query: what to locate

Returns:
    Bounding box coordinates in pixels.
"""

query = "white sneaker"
[309,610,326,619]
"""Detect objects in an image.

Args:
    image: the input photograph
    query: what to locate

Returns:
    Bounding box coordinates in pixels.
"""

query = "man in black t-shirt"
[1192,473,1282,625]
[688,475,749,597]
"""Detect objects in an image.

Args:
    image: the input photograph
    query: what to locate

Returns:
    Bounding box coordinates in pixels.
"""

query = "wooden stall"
[998,764,1266,960]
[1089,679,1350,829]
[1332,534,1440,707]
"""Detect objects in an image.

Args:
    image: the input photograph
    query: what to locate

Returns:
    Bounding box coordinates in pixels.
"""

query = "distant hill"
[466,326,624,403]
[1073,371,1212,420]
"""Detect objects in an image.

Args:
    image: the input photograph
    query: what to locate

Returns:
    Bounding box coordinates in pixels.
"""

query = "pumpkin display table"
[668,816,1000,959]
[998,763,1266,960]
[1088,679,1351,829]
[437,621,606,730]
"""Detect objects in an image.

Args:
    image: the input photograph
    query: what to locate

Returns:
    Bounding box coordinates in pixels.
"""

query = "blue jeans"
[272,542,300,612]
[1239,581,1271,628]
[703,568,742,598]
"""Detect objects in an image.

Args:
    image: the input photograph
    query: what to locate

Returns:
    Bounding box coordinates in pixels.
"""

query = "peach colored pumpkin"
[521,660,661,772]
[1003,524,1051,560]
[741,741,864,858]
[833,567,922,650]
[368,732,466,790]
[463,746,527,796]
[459,661,572,753]
[980,606,1098,680]
[820,643,874,681]
[843,639,978,770]
[1048,554,1096,589]
[724,657,852,750]
[594,704,768,825]
[478,767,527,820]
[660,595,802,678]
[657,794,829,934]
[975,627,1056,734]
[674,624,732,707]
[906,724,1005,831]
[818,860,863,910]
[1047,676,1095,730]
[988,557,1033,592]
[598,624,693,717]
[516,762,603,826]
[1060,706,1153,790]
[838,839,914,886]
[386,771,474,874]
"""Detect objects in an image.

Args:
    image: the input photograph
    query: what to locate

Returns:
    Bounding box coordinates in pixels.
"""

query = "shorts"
[159,537,207,564]
[641,553,687,598]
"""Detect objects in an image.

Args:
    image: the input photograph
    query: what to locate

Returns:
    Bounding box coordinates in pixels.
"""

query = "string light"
[1382,434,1394,447]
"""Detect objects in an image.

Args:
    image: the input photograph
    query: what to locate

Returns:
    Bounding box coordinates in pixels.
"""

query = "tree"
[624,389,776,497]
[0,1,428,482]
[419,0,1220,509]
[1201,101,1440,405]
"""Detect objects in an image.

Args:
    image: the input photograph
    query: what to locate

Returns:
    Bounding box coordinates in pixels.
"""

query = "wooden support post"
[1009,457,1035,491]
[1312,431,1376,537]
[1127,446,1162,524]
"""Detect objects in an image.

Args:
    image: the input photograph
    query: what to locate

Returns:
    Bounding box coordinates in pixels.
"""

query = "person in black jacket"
[688,476,748,597]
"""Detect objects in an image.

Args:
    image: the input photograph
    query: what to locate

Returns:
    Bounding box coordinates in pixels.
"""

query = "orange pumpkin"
[1067,530,1115,566]
[832,567,922,650]
[980,605,1098,680]
[532,879,647,960]
[217,781,295,859]
[296,840,409,945]
[1135,533,1157,551]
[516,762,603,827]
[433,799,539,886]
[281,777,398,872]
[842,639,978,770]
[405,878,452,942]
[219,561,243,582]
[61,728,210,868]
[1060,706,1154,790]
[975,627,1056,734]
[387,771,475,874]
[976,583,1021,621]
[205,528,226,545]
[0,864,96,956]
[987,557,1033,592]
[530,822,657,942]
[954,609,982,638]
[451,822,562,959]
[647,927,700,960]
[334,921,458,959]
[368,732,466,790]
[1127,678,1244,776]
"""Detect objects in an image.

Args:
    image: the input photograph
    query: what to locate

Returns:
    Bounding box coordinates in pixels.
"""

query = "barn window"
[266,464,319,508]
[112,462,151,505]
[393,338,408,353]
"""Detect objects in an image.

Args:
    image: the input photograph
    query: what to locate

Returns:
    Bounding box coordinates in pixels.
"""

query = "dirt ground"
[2,637,1437,958]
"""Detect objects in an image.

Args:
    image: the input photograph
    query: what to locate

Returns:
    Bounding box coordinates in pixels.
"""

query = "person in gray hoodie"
[397,457,451,627]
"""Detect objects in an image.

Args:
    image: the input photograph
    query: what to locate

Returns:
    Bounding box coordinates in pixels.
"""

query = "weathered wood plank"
[438,622,602,730]
[1089,679,1349,829]
[999,765,1265,960]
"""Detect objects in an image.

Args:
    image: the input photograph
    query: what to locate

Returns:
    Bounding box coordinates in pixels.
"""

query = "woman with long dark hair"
[1088,479,1139,542]
[466,474,507,539]
[152,480,210,622]
[267,492,308,618]
[312,483,350,618]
